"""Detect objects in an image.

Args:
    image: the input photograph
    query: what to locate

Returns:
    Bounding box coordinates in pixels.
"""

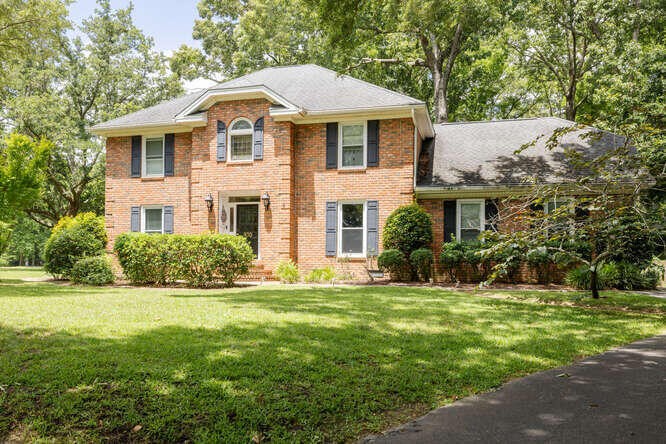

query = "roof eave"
[90,112,207,137]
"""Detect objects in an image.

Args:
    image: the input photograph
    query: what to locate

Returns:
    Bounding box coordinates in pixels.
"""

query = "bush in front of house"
[70,255,115,286]
[304,266,336,284]
[275,259,300,283]
[410,248,433,282]
[114,233,253,287]
[383,204,433,256]
[378,248,407,280]
[525,246,554,284]
[564,263,618,290]
[44,212,107,279]
[439,241,465,282]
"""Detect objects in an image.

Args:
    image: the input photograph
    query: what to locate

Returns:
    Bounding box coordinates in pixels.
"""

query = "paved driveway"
[362,334,666,443]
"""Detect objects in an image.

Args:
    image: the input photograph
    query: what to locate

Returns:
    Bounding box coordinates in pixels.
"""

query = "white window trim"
[456,199,485,242]
[338,121,367,170]
[141,205,164,234]
[544,196,573,214]
[227,117,254,163]
[142,134,165,178]
[337,200,366,258]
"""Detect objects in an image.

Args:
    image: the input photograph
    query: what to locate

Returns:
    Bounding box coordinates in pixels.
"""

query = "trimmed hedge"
[44,213,107,279]
[114,233,254,287]
[410,248,433,282]
[378,248,407,280]
[70,255,115,286]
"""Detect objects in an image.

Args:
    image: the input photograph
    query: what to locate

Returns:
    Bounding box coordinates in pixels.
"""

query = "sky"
[68,1,217,90]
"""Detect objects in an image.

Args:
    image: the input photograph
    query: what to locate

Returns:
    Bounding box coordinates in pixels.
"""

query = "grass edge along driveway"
[1,276,665,442]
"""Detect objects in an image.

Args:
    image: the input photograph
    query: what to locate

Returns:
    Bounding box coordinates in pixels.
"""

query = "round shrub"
[439,242,465,282]
[410,248,433,282]
[44,213,107,279]
[378,248,407,280]
[114,233,254,287]
[383,204,433,257]
[70,255,115,286]
[275,259,300,283]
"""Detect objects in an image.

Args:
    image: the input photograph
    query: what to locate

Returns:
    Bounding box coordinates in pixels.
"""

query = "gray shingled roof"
[93,65,423,131]
[417,117,627,188]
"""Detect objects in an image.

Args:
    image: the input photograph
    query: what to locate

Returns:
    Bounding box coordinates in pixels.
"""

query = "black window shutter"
[485,199,499,232]
[529,202,544,212]
[366,200,379,256]
[253,117,264,160]
[575,206,590,219]
[131,206,140,232]
[443,200,456,242]
[164,133,175,176]
[163,206,174,234]
[367,120,379,167]
[216,121,226,161]
[326,123,338,169]
[325,201,337,256]
[131,136,141,177]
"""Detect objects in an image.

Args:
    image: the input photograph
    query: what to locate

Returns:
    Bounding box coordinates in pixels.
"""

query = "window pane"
[341,228,363,254]
[146,139,163,157]
[342,203,363,228]
[231,134,253,160]
[342,124,363,146]
[460,203,481,230]
[342,145,363,167]
[231,119,252,130]
[144,208,162,232]
[460,229,480,242]
[146,158,163,175]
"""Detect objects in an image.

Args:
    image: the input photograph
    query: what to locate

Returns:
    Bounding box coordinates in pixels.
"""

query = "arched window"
[228,118,253,161]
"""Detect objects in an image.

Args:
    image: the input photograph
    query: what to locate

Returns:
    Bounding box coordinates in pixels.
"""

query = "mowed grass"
[1,269,665,443]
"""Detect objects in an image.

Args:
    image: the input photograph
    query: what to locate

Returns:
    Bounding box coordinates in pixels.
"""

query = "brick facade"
[105,98,416,278]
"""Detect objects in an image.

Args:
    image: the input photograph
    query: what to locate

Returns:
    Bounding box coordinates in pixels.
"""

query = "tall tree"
[2,0,183,226]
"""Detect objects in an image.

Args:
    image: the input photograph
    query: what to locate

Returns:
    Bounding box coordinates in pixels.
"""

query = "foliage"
[275,259,300,283]
[525,246,554,284]
[566,261,663,291]
[1,279,665,442]
[0,222,11,258]
[303,266,337,284]
[377,249,407,281]
[114,233,254,287]
[565,263,619,291]
[69,255,115,286]
[0,134,51,222]
[4,216,50,265]
[383,204,433,258]
[409,248,433,282]
[43,213,107,279]
[439,241,465,282]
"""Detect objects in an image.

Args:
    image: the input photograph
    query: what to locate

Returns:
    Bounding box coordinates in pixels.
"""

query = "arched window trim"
[228,117,254,162]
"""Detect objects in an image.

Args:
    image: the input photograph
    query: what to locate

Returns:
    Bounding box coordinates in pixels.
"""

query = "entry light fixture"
[204,193,214,212]
[261,192,271,210]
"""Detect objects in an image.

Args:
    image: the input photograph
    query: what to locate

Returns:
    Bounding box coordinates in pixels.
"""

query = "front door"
[236,204,259,257]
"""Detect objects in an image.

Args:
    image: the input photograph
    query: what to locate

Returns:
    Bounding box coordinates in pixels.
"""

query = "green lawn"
[1,268,665,443]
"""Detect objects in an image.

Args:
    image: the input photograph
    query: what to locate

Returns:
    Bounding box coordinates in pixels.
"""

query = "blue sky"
[69,0,201,52]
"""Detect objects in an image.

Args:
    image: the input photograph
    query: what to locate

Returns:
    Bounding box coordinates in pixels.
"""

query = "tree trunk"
[432,67,448,123]
[590,264,600,299]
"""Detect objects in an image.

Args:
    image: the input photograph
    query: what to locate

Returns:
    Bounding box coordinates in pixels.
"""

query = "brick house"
[92,64,623,280]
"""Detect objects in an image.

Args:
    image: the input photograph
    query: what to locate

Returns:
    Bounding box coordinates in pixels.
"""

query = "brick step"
[237,266,276,281]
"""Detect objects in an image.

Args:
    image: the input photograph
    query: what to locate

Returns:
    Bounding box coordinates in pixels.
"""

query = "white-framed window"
[545,197,572,214]
[141,205,163,234]
[457,199,485,243]
[338,121,366,169]
[228,118,254,162]
[143,135,164,177]
[338,201,366,257]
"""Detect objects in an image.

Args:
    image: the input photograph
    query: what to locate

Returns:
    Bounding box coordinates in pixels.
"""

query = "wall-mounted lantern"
[204,193,214,212]
[261,191,271,210]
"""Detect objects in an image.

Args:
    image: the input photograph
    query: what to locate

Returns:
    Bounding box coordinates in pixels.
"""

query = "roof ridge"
[435,117,576,126]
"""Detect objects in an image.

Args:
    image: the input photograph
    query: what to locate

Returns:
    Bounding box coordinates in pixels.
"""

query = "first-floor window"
[457,200,484,242]
[143,206,163,233]
[339,202,365,256]
[545,197,571,214]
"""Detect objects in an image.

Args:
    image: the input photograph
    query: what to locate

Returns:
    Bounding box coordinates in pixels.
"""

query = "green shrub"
[526,246,554,284]
[461,240,493,281]
[70,255,115,286]
[378,249,407,280]
[304,266,336,284]
[44,213,107,279]
[564,263,618,290]
[410,248,433,282]
[439,241,465,282]
[275,259,300,283]
[114,233,253,287]
[613,261,663,290]
[383,204,433,257]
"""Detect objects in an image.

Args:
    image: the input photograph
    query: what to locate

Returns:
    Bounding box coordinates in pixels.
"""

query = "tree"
[4,215,49,265]
[0,134,51,222]
[484,129,664,298]
[2,0,183,227]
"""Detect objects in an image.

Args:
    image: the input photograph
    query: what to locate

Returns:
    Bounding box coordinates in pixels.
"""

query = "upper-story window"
[143,136,164,177]
[228,118,254,162]
[339,122,366,169]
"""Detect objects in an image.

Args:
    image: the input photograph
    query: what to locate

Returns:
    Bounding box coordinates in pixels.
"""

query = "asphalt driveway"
[362,334,666,443]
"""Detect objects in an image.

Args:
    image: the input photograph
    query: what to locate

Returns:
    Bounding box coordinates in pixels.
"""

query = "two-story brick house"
[92,64,623,280]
